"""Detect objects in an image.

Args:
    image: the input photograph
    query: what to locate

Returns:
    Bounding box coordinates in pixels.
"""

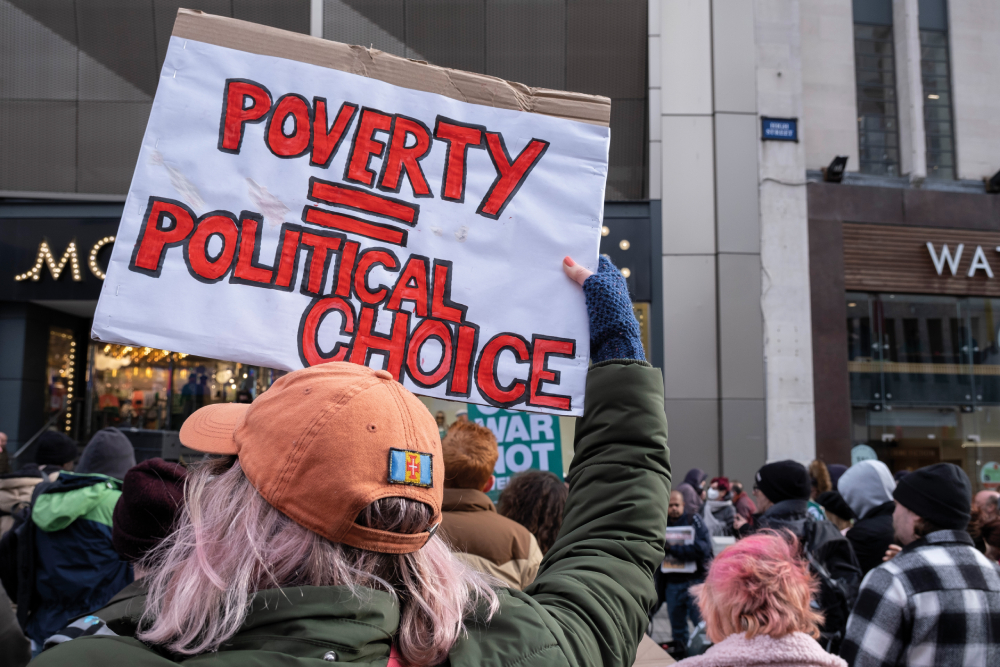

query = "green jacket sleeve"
[526,360,670,667]
[449,361,670,667]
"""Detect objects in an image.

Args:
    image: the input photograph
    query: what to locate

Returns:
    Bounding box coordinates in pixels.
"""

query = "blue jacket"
[4,472,133,644]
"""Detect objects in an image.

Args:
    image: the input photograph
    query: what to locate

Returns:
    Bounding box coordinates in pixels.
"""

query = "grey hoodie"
[76,428,136,481]
[838,460,895,520]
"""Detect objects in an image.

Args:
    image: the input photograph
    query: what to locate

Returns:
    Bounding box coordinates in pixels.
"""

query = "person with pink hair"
[676,532,846,667]
[32,256,671,667]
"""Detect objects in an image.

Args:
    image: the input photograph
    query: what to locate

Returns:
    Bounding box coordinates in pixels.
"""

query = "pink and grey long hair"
[137,457,499,665]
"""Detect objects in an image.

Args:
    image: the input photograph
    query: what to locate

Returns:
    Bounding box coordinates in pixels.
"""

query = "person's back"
[32,255,671,667]
[439,487,542,590]
[437,420,542,590]
[497,470,567,556]
[845,531,1000,665]
[841,463,1000,666]
[674,533,846,667]
[40,457,189,653]
[838,460,896,575]
[816,491,855,534]
[0,468,44,535]
[32,431,79,481]
[0,428,136,648]
[27,471,133,644]
[740,461,861,651]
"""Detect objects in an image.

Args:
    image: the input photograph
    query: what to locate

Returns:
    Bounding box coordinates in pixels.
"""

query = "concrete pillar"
[755,0,816,463]
[713,0,766,484]
[893,0,927,181]
[310,0,323,37]
[655,0,720,480]
[650,0,766,482]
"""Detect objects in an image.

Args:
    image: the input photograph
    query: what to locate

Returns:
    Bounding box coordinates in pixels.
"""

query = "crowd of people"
[0,254,997,667]
[657,455,1000,664]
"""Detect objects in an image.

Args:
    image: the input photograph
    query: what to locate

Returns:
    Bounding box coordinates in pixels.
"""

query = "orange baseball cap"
[179,362,443,554]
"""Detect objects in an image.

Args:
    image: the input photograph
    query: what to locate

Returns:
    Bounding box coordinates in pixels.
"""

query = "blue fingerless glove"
[582,255,646,363]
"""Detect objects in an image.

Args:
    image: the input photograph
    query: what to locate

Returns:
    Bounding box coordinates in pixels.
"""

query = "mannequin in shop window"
[181,374,199,420]
[197,377,208,409]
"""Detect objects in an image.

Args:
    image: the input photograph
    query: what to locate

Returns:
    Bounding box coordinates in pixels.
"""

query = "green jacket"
[35,360,670,666]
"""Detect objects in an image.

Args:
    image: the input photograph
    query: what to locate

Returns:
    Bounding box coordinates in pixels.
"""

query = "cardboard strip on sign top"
[172,9,611,128]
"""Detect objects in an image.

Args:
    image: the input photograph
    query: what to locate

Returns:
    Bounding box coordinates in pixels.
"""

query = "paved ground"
[649,604,674,645]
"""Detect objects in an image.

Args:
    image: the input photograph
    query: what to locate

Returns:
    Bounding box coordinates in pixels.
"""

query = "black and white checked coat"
[840,530,1000,666]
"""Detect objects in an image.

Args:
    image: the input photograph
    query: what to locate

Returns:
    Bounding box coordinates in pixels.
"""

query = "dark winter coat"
[0,580,30,667]
[677,468,706,516]
[32,360,671,667]
[0,472,133,644]
[740,499,862,643]
[845,500,896,576]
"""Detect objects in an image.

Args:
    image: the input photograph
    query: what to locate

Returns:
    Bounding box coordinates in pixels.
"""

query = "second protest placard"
[93,9,610,416]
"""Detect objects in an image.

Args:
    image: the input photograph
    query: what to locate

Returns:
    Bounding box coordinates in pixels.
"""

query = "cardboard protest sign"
[468,404,564,501]
[92,9,610,416]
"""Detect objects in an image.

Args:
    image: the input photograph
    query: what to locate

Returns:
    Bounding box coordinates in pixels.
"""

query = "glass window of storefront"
[85,343,282,438]
[847,292,1000,489]
[46,328,78,436]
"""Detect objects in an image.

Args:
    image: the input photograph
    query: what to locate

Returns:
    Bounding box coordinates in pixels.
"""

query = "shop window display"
[46,328,78,435]
[847,292,1000,490]
[88,343,278,436]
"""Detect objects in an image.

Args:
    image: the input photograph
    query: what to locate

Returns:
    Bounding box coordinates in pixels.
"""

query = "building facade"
[805,0,1000,490]
[5,0,999,489]
[0,1,654,468]
[649,0,1000,488]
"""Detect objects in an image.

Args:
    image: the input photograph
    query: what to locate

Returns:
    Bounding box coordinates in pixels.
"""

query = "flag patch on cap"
[389,449,433,488]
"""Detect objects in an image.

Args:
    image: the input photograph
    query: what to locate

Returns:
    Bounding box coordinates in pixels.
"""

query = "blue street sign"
[761,117,798,142]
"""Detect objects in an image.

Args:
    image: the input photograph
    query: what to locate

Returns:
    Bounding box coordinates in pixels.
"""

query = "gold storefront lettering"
[13,236,115,282]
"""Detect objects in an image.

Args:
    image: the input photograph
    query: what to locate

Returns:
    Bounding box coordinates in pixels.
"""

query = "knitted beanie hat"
[112,457,187,562]
[816,490,856,521]
[893,462,971,531]
[755,460,811,504]
[35,431,78,466]
[77,428,136,481]
[827,464,848,490]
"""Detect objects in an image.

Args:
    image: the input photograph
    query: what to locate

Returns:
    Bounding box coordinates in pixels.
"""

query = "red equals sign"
[303,177,418,246]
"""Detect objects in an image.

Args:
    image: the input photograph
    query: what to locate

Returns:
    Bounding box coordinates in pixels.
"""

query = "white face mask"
[707,488,720,500]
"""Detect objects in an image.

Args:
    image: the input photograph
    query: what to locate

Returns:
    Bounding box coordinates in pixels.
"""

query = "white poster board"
[660,526,697,574]
[92,11,610,416]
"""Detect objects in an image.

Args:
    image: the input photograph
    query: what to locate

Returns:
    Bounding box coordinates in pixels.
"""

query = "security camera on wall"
[822,156,849,183]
